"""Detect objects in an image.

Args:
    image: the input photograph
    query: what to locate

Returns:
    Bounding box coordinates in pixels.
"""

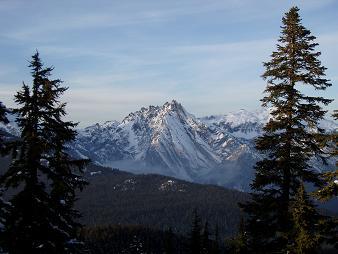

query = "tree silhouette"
[0,52,89,253]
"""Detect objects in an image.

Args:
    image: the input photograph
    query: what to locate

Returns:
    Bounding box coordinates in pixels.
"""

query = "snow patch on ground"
[159,179,186,192]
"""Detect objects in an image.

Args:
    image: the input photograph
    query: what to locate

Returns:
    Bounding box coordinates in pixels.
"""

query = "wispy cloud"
[5,0,335,42]
[2,1,236,41]
[1,0,337,125]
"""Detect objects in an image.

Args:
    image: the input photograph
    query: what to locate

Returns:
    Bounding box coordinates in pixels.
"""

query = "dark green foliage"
[0,101,8,153]
[188,211,218,254]
[210,225,220,254]
[0,52,88,253]
[75,166,238,253]
[290,183,321,253]
[164,227,175,254]
[128,235,146,253]
[241,6,333,253]
[189,209,202,254]
[76,165,248,237]
[0,101,9,253]
[202,222,210,254]
[79,224,228,254]
[227,216,248,254]
[79,225,188,254]
[314,111,338,251]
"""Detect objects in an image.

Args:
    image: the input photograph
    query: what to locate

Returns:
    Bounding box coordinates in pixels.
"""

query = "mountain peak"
[120,100,187,125]
[162,100,187,115]
[163,99,180,107]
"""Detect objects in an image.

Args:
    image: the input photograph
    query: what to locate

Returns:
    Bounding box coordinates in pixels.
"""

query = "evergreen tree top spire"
[29,51,43,76]
[263,6,331,93]
[282,6,301,26]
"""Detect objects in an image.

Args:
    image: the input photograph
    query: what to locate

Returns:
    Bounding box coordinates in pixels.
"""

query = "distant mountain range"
[1,100,337,190]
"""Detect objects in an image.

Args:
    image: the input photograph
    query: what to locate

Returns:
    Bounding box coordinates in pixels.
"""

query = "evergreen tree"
[0,102,8,125]
[0,101,9,253]
[189,209,202,254]
[128,235,145,254]
[201,221,210,254]
[228,216,248,254]
[0,52,88,254]
[315,110,338,201]
[0,102,8,124]
[210,225,220,254]
[289,183,322,253]
[0,101,8,152]
[164,227,174,254]
[240,7,333,253]
[314,110,338,250]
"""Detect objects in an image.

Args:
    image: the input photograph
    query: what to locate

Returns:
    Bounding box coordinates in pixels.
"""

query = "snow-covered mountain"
[200,108,270,140]
[200,108,337,139]
[0,111,20,137]
[69,100,337,190]
[71,100,258,189]
[1,100,337,190]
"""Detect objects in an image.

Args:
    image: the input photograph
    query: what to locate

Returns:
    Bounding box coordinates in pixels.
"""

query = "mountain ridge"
[70,100,338,190]
[1,100,337,190]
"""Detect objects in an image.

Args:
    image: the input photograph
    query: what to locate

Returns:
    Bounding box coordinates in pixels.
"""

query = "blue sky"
[0,0,337,126]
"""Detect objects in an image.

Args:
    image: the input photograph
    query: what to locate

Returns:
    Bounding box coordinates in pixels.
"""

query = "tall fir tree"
[189,209,202,254]
[240,7,333,253]
[0,52,88,254]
